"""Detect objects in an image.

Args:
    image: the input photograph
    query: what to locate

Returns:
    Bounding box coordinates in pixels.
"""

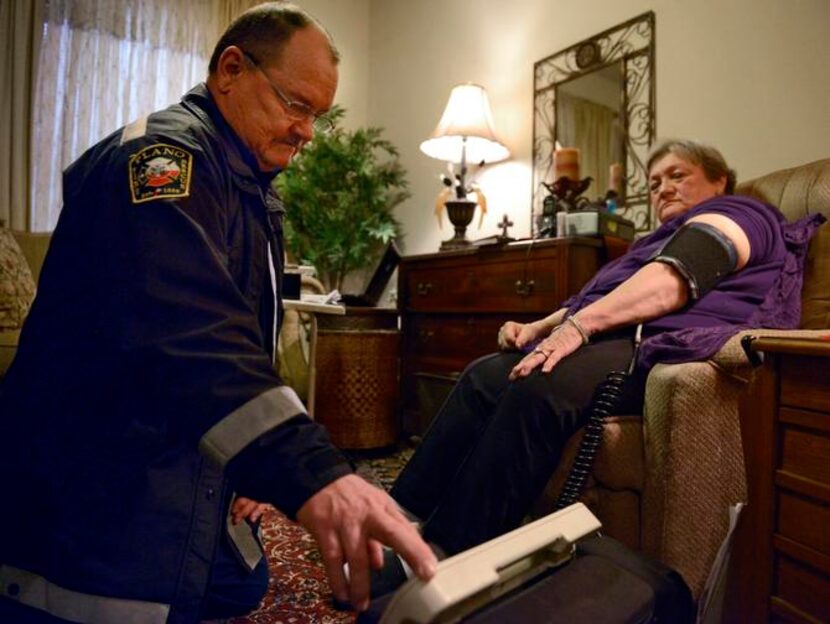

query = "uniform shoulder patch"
[128,143,193,204]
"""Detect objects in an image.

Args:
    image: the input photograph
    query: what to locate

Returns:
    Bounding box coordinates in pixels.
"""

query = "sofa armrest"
[0,329,21,377]
[11,231,51,284]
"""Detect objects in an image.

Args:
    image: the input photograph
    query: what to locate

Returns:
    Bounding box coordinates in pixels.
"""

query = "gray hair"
[647,139,737,194]
[208,2,339,74]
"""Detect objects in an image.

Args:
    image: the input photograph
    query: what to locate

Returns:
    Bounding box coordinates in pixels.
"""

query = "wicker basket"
[314,312,400,449]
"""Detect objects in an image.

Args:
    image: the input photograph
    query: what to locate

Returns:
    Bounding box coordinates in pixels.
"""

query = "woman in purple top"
[372,140,824,594]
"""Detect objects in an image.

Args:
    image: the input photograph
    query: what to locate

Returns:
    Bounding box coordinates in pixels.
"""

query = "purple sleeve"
[690,196,784,266]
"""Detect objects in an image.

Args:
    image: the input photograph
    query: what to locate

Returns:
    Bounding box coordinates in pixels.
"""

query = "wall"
[368,0,830,255]
[295,0,371,129]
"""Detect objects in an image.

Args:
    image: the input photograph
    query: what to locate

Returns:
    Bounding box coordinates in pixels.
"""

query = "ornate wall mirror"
[532,12,656,234]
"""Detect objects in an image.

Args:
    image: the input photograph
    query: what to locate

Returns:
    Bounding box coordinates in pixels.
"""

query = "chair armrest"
[639,328,827,597]
[710,328,830,374]
[708,331,754,372]
[640,358,748,599]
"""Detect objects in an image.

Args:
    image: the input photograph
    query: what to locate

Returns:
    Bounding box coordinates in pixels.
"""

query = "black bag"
[359,535,694,624]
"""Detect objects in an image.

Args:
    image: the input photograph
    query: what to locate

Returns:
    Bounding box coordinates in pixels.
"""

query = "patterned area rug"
[227,447,413,624]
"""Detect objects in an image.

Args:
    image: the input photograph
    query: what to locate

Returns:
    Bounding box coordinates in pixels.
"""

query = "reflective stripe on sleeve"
[198,385,306,468]
[0,564,170,624]
[119,115,148,145]
[267,242,278,365]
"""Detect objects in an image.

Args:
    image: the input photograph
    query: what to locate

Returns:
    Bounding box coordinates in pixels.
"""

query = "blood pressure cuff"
[651,221,738,300]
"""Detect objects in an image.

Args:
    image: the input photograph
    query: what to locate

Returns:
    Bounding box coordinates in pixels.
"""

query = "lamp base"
[440,199,477,251]
[440,238,473,251]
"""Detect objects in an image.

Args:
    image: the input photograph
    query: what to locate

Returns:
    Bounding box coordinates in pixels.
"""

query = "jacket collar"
[181,84,282,197]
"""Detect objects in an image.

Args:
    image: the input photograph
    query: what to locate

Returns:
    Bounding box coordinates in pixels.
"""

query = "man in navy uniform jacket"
[0,4,435,623]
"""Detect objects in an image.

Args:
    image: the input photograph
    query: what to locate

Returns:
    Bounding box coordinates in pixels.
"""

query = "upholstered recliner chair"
[537,158,829,598]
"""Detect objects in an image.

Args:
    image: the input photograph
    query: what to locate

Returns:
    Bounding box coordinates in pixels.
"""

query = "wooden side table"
[729,336,830,622]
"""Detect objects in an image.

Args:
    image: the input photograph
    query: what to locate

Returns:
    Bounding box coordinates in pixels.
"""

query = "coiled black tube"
[555,370,629,509]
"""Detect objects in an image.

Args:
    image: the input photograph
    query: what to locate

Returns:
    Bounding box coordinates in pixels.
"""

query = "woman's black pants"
[390,335,647,556]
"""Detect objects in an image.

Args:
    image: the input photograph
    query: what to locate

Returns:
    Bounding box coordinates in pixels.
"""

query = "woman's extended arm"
[509,212,751,379]
[508,263,687,379]
[577,212,751,336]
[570,262,688,337]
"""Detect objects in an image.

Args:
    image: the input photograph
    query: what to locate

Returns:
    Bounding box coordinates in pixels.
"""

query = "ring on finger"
[531,348,550,358]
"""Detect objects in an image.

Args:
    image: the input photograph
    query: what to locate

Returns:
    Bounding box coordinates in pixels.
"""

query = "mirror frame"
[532,12,656,234]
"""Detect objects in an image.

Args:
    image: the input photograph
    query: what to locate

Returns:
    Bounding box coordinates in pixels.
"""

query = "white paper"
[697,502,745,624]
[300,289,341,305]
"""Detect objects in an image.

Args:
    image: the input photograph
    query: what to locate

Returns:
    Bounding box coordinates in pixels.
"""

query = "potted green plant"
[276,106,409,292]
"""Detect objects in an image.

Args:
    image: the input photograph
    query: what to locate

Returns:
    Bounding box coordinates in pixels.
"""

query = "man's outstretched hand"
[296,474,437,612]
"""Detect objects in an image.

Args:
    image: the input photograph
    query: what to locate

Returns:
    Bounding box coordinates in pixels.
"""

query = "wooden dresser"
[731,336,830,622]
[397,237,605,436]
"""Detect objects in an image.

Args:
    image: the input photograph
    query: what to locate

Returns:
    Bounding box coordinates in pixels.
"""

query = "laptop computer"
[339,241,401,307]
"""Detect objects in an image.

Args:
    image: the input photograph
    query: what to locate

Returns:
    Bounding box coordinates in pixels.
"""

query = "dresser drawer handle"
[416,282,433,296]
[515,279,535,296]
[417,329,435,342]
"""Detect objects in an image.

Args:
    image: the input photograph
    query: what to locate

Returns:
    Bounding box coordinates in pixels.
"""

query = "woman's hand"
[497,321,526,351]
[498,313,566,352]
[508,321,586,380]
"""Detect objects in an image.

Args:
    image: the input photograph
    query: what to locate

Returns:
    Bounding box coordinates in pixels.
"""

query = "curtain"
[219,0,262,30]
[30,0,224,231]
[0,0,42,231]
[557,92,623,200]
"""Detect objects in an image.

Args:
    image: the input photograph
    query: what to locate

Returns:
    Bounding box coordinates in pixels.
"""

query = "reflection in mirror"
[532,12,655,234]
[555,62,625,198]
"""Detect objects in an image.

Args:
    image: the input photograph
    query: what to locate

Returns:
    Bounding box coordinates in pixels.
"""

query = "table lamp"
[420,83,510,249]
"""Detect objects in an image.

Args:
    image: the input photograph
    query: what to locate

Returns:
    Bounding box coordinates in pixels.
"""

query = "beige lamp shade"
[420,83,510,164]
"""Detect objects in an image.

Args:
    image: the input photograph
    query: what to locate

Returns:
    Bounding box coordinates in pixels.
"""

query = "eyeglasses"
[242,51,335,134]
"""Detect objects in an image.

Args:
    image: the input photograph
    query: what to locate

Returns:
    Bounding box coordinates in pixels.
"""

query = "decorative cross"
[498,214,514,239]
